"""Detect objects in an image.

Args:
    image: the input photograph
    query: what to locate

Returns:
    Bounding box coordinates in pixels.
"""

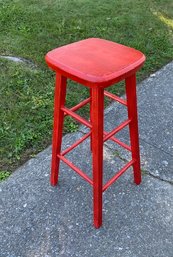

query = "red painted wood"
[51,74,67,186]
[104,90,127,106]
[45,38,145,87]
[61,131,91,156]
[125,74,141,185]
[58,155,93,185]
[103,160,135,192]
[62,106,92,128]
[90,88,93,152]
[104,119,131,142]
[91,87,104,228]
[103,131,131,152]
[64,97,90,116]
[45,38,145,228]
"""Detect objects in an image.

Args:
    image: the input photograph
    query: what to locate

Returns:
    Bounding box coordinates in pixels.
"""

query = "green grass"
[0,0,173,180]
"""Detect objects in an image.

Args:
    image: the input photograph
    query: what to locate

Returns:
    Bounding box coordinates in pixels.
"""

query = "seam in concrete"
[104,143,127,162]
[142,169,173,186]
[140,138,173,157]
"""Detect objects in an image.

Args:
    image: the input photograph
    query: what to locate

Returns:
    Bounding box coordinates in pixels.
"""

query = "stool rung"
[61,131,91,156]
[57,154,93,186]
[104,90,127,106]
[104,119,131,142]
[62,107,92,128]
[103,159,135,192]
[64,97,91,117]
[104,133,131,152]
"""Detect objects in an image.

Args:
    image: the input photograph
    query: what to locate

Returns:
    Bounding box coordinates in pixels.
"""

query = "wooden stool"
[45,38,145,228]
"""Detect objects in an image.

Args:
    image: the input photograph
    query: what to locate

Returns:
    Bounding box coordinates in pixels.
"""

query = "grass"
[0,0,173,180]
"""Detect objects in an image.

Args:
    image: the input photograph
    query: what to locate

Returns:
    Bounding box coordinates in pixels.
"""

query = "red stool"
[45,38,145,228]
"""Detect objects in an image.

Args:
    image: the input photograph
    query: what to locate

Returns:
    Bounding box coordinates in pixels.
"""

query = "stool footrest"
[62,106,92,128]
[58,154,135,192]
[61,132,91,156]
[57,154,93,186]
[104,119,131,142]
[103,159,135,192]
[107,135,131,151]
[64,97,91,117]
[104,90,127,106]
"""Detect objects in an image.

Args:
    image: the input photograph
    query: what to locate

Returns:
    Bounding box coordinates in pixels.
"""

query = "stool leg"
[51,73,67,186]
[90,88,92,152]
[125,74,141,185]
[91,87,104,228]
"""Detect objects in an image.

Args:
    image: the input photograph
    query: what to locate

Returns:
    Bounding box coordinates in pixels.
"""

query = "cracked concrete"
[0,62,173,256]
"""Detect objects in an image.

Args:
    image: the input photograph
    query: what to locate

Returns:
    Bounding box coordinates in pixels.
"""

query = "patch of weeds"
[0,171,11,181]
[141,169,149,175]
[113,150,127,162]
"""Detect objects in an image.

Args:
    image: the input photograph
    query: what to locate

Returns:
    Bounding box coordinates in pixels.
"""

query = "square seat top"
[45,38,145,86]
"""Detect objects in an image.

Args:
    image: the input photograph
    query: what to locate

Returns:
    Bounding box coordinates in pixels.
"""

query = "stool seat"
[46,38,145,86]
